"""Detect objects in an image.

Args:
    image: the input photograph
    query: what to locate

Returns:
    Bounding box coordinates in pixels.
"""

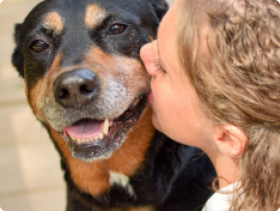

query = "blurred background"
[0,0,174,210]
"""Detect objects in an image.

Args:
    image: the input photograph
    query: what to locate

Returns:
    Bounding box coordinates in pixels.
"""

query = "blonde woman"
[140,0,280,210]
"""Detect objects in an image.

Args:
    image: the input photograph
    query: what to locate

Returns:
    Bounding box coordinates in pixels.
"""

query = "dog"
[12,0,216,210]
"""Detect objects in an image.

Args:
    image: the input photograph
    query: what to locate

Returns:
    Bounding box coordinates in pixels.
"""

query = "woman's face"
[140,0,212,147]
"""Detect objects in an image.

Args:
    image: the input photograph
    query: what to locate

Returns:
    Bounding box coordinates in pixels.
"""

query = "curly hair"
[177,0,280,210]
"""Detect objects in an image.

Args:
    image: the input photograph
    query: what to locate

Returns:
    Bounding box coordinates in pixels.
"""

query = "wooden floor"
[0,0,174,210]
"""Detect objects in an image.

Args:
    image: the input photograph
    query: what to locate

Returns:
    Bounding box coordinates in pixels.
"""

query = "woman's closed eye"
[153,59,166,73]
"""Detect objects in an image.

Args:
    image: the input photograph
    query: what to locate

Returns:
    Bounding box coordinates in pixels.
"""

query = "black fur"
[149,0,169,20]
[60,131,215,211]
[12,0,216,210]
[12,23,24,77]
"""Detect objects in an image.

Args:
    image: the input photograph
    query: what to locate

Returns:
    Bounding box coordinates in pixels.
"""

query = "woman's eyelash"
[153,59,166,73]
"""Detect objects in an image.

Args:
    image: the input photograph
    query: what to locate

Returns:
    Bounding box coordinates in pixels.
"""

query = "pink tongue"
[64,120,104,139]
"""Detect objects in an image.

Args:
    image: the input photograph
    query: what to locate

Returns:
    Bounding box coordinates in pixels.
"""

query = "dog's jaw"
[44,92,148,161]
[46,104,155,197]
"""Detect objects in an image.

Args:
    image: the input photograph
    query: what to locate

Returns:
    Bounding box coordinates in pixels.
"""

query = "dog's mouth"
[63,95,147,161]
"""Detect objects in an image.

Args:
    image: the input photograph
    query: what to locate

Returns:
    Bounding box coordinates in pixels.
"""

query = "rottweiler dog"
[12,0,216,210]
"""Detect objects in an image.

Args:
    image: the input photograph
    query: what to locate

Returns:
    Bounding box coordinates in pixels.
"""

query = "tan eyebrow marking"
[85,4,106,28]
[43,12,64,35]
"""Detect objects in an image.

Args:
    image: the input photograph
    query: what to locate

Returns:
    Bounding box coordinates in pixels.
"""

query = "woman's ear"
[213,125,248,158]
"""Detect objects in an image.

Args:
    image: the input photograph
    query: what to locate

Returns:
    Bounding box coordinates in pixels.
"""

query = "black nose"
[53,69,99,108]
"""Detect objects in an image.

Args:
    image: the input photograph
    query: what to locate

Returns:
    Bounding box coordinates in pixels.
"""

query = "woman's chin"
[152,115,162,132]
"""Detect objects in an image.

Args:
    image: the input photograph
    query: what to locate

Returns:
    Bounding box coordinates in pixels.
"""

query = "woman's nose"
[140,40,158,77]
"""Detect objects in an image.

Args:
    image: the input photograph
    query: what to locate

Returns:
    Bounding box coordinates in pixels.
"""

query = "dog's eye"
[109,24,126,35]
[31,40,49,52]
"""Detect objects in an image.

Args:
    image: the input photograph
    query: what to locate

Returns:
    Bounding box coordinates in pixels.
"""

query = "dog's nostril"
[80,84,94,95]
[58,89,69,99]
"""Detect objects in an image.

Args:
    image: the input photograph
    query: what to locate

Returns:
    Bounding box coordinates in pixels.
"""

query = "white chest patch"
[109,171,135,197]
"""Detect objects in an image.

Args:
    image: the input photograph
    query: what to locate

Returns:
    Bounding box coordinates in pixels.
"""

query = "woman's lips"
[148,91,154,103]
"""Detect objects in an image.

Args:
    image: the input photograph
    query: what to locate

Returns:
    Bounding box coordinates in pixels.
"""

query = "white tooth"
[94,136,99,141]
[77,139,81,144]
[89,138,94,142]
[103,119,109,135]
[81,139,86,144]
[99,133,104,140]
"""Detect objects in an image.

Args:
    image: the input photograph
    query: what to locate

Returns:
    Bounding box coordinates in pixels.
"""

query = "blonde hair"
[177,0,280,210]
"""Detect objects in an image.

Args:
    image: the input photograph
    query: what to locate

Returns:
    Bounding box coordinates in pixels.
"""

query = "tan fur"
[109,105,155,176]
[85,4,106,28]
[43,12,64,35]
[105,206,154,211]
[124,206,154,211]
[48,127,111,195]
[48,53,62,75]
[85,47,150,96]
[26,54,62,120]
[27,79,46,121]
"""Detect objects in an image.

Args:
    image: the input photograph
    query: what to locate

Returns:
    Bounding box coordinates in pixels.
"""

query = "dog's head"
[12,0,168,162]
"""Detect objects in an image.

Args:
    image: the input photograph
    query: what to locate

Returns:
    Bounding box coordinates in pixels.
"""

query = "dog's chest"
[109,171,135,197]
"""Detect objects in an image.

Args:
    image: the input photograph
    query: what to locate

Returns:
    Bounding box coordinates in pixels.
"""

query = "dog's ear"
[149,0,169,21]
[12,23,25,78]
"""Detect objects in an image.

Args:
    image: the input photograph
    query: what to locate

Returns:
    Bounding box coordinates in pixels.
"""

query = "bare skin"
[140,0,247,188]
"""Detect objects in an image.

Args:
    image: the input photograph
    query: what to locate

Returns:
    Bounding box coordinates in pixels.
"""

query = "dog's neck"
[48,104,155,196]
